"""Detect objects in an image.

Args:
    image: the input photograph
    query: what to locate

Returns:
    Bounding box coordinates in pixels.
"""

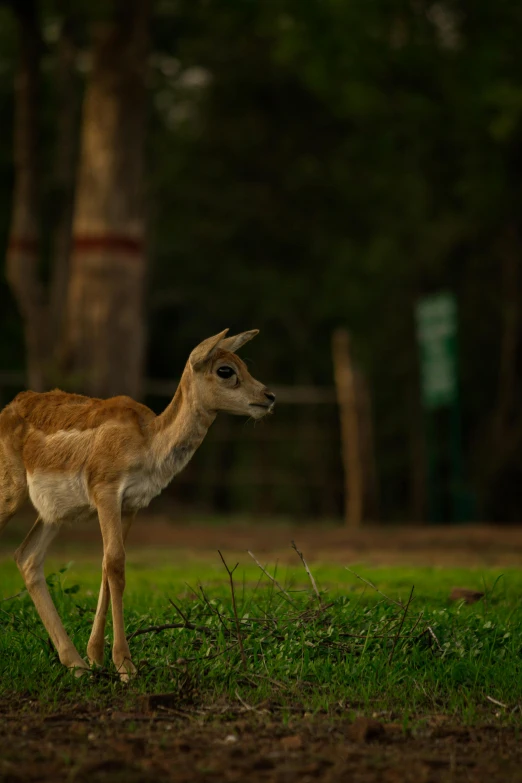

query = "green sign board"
[415,292,474,524]
[416,292,458,410]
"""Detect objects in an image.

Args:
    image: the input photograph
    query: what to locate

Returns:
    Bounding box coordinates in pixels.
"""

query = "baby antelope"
[0,329,275,679]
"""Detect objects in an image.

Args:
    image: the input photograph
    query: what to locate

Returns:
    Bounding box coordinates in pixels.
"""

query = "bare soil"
[3,518,522,781]
[4,510,522,568]
[1,695,521,783]
[20,515,522,567]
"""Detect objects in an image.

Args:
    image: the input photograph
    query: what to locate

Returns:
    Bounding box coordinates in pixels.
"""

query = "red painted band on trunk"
[7,237,39,253]
[72,235,144,254]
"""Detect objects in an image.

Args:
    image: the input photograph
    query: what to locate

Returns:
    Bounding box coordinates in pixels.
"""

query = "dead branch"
[199,585,230,635]
[388,586,414,665]
[235,689,267,714]
[218,550,247,670]
[486,695,508,709]
[128,620,212,641]
[0,589,27,603]
[425,625,442,651]
[291,540,322,606]
[190,641,239,663]
[345,566,404,608]
[247,550,296,606]
[168,598,190,624]
[249,672,288,690]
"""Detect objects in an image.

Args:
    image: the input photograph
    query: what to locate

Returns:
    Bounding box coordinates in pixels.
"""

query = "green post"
[415,292,465,523]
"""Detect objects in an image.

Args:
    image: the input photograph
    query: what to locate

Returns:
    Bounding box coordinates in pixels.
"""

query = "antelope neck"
[149,372,215,465]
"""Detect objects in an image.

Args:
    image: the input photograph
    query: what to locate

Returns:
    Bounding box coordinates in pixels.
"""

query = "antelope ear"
[219,329,259,354]
[189,329,229,371]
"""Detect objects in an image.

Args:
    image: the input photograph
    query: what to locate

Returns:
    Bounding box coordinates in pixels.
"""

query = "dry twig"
[218,550,247,670]
[388,586,414,665]
[168,598,190,624]
[128,620,212,641]
[235,689,267,713]
[249,672,288,690]
[247,550,296,606]
[0,589,27,603]
[199,585,230,634]
[486,695,508,709]
[168,640,240,664]
[291,541,322,606]
[345,567,404,608]
[425,625,442,651]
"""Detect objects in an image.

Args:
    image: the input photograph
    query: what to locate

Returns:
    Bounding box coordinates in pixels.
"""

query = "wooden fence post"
[332,328,363,527]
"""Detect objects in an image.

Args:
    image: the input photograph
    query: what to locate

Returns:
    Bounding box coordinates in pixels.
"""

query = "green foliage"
[2,0,522,519]
[146,0,522,521]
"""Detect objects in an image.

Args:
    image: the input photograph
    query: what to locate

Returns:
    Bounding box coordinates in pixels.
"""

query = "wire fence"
[0,372,345,520]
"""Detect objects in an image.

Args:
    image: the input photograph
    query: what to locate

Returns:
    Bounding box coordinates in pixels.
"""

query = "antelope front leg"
[15,517,88,675]
[96,500,136,681]
[87,514,135,667]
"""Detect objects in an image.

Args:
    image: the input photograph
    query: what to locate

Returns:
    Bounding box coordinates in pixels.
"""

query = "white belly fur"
[27,444,197,522]
[120,470,173,511]
[28,471,93,524]
[28,468,178,522]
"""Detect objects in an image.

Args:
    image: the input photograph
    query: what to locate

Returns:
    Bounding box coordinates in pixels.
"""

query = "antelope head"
[187,329,276,419]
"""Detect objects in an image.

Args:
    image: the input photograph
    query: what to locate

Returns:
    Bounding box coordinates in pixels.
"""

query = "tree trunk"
[356,371,379,521]
[5,0,47,390]
[494,223,519,443]
[49,8,81,364]
[409,381,426,523]
[64,0,151,399]
[332,328,364,528]
[475,225,521,516]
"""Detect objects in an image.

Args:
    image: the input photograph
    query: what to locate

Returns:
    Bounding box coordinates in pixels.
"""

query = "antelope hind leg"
[15,517,89,676]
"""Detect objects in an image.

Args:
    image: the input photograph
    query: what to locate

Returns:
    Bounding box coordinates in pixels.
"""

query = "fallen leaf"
[449,588,484,604]
[347,717,385,743]
[141,693,178,712]
[281,735,302,750]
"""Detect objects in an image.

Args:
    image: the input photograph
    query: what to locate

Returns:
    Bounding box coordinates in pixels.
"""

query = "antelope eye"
[217,366,235,379]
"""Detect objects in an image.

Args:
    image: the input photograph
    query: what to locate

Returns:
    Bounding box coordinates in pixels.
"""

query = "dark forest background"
[0,0,521,524]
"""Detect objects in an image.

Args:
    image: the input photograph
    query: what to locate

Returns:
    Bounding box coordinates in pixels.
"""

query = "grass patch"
[1,547,521,722]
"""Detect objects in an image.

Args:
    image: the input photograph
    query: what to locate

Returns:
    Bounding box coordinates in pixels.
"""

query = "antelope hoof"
[87,646,105,668]
[61,649,90,677]
[116,657,137,682]
[71,663,91,678]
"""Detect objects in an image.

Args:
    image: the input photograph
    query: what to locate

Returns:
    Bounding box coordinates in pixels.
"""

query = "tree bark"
[494,223,519,443]
[356,371,379,522]
[477,226,521,501]
[64,0,151,398]
[409,381,427,523]
[49,8,81,362]
[332,328,364,528]
[5,0,46,390]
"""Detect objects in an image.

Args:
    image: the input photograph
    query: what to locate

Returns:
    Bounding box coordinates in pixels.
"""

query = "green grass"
[1,551,521,722]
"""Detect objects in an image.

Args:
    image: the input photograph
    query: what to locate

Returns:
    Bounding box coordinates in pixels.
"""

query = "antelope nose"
[264,390,276,404]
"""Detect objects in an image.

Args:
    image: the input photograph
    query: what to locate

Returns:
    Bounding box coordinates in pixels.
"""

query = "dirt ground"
[124,518,522,567]
[2,518,522,781]
[10,513,522,567]
[1,695,521,783]
[5,510,522,567]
